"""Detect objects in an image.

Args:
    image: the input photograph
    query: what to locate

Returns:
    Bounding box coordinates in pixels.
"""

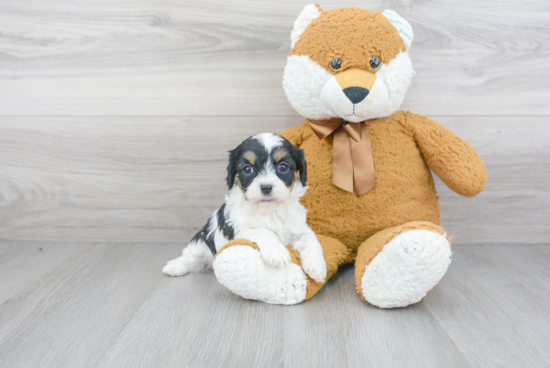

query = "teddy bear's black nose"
[343,87,369,104]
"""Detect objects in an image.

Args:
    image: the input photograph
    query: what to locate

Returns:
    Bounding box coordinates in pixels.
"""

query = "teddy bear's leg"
[355,221,452,308]
[213,235,352,305]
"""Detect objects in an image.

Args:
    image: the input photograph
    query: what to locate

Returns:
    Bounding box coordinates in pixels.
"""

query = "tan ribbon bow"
[309,118,376,196]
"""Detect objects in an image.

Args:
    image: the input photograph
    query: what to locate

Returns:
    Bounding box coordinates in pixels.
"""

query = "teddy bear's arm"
[279,124,305,147]
[406,113,488,197]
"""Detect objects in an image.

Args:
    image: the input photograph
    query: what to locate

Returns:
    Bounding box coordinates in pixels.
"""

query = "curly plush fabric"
[214,235,353,304]
[353,221,449,297]
[291,7,407,73]
[406,115,488,197]
[357,224,452,308]
[304,234,353,299]
[280,111,487,252]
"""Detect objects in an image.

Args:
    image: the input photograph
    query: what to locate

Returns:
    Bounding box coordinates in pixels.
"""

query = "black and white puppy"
[163,133,327,283]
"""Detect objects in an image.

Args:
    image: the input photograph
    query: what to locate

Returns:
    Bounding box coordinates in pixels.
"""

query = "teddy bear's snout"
[334,68,377,105]
[343,87,369,104]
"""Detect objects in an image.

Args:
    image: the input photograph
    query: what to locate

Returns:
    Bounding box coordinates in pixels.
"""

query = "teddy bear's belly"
[299,126,441,252]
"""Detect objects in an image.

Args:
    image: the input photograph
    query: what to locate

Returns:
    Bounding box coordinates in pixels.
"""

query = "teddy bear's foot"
[355,221,452,308]
[213,240,309,305]
[214,236,352,305]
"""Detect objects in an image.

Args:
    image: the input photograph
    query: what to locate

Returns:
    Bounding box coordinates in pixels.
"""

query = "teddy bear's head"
[283,5,415,122]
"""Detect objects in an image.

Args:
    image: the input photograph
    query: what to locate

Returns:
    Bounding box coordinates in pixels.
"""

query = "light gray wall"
[0,0,548,244]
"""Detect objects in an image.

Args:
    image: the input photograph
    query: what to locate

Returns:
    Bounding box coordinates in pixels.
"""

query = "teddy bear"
[212,4,487,308]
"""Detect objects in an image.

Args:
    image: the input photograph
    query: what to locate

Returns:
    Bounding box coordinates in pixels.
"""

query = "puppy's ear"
[226,146,241,189]
[292,145,307,186]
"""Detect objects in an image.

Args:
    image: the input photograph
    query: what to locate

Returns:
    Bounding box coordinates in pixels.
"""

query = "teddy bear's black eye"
[370,56,381,71]
[330,58,342,72]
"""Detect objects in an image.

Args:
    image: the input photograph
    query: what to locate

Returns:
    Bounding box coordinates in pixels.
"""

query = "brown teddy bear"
[213,4,487,308]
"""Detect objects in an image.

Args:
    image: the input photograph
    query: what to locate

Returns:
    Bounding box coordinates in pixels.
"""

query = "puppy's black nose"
[261,185,273,195]
[343,87,369,104]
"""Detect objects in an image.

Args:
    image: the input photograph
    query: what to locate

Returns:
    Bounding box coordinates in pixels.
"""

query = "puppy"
[163,132,327,282]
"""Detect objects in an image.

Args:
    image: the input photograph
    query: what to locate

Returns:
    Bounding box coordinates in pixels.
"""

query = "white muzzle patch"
[283,52,415,121]
[245,171,291,208]
[320,75,390,123]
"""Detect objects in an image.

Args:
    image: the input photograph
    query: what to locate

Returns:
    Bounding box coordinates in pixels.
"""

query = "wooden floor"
[0,242,549,368]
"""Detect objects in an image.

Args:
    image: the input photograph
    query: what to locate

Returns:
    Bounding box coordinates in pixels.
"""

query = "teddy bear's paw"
[259,243,291,268]
[300,248,327,283]
[360,229,451,308]
[213,245,307,305]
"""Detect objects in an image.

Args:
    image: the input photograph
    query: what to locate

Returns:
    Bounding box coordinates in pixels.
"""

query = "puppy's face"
[226,133,307,207]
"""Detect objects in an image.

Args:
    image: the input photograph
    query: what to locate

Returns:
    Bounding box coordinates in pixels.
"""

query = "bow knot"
[309,119,376,196]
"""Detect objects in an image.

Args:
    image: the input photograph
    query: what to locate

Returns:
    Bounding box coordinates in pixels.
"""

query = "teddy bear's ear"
[290,4,322,49]
[382,10,414,50]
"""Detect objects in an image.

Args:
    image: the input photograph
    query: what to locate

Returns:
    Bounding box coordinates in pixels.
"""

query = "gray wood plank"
[436,116,550,244]
[0,241,88,303]
[425,245,550,367]
[0,242,285,368]
[0,242,170,368]
[97,258,285,368]
[283,265,470,368]
[0,116,548,244]
[0,116,298,243]
[1,242,549,367]
[0,0,548,116]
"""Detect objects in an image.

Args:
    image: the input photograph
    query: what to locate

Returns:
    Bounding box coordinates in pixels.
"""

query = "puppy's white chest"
[263,223,295,245]
[241,212,297,244]
[231,201,306,245]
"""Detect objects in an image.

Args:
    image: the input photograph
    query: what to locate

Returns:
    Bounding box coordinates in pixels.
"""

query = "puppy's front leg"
[239,228,291,267]
[292,230,327,283]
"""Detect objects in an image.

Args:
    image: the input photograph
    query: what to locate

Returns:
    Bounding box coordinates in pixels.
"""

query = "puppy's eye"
[277,163,289,173]
[329,58,342,72]
[242,165,254,175]
[370,56,381,71]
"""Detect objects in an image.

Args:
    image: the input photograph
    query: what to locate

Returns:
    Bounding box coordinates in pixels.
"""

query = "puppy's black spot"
[190,204,235,255]
[217,204,234,240]
[190,223,216,254]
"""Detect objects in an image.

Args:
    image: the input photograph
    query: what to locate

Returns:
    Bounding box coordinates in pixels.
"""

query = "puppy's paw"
[300,249,327,283]
[162,258,191,277]
[260,244,291,268]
